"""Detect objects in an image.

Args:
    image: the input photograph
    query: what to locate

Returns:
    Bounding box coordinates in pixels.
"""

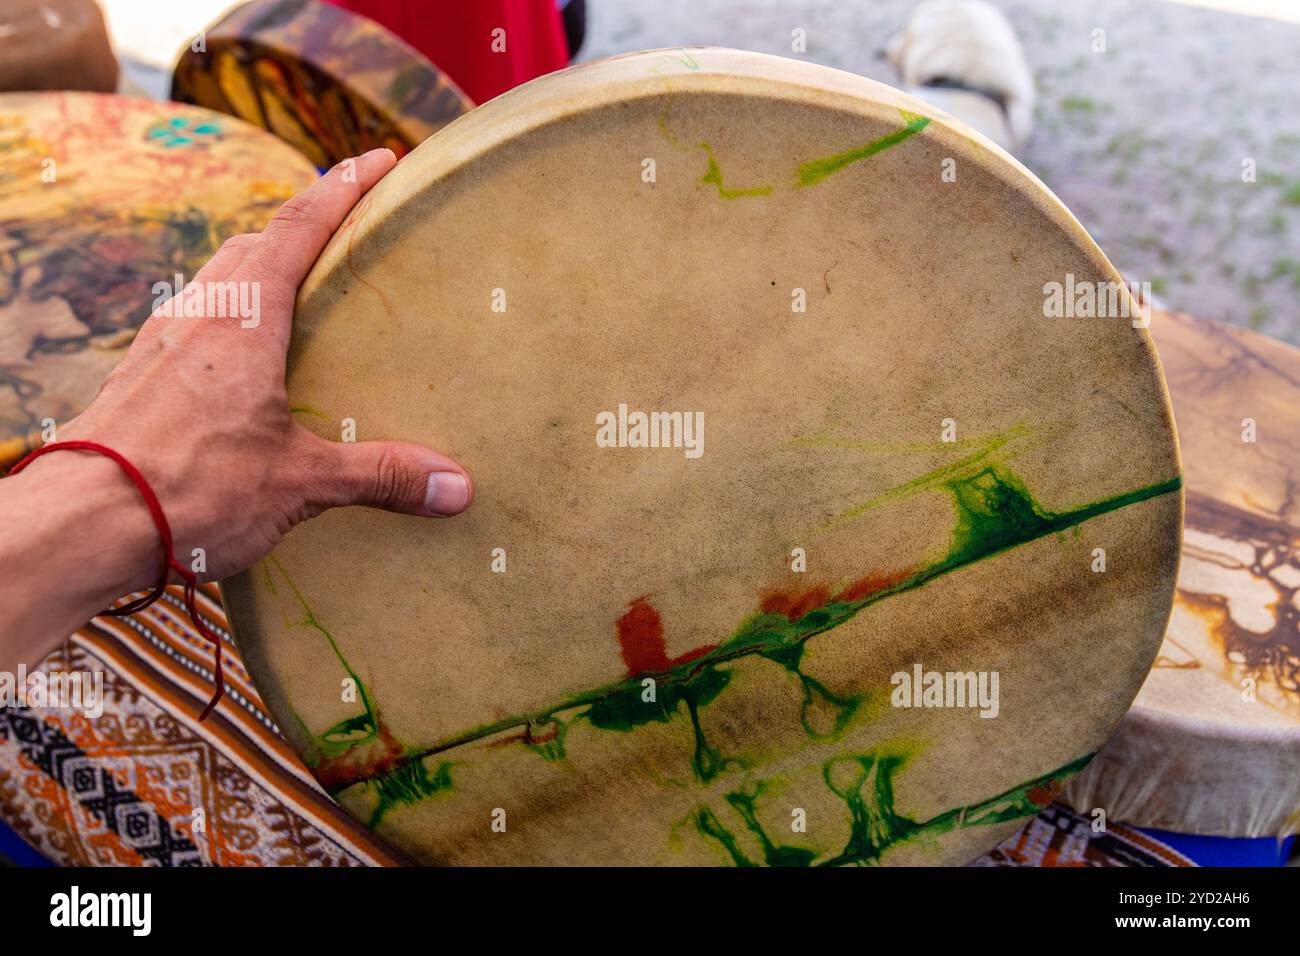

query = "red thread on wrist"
[9,440,225,721]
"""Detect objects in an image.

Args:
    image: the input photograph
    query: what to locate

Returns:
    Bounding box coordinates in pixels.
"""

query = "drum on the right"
[1064,307,1300,865]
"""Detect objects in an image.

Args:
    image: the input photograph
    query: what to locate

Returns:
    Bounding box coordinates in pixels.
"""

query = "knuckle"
[221,232,259,252]
[372,446,414,507]
[269,194,316,234]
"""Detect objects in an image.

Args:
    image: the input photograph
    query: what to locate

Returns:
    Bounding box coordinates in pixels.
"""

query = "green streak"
[809,423,1036,531]
[724,785,818,867]
[322,426,1180,801]
[944,467,1181,570]
[795,111,931,188]
[267,555,380,762]
[586,665,738,782]
[289,404,330,421]
[693,806,755,866]
[366,760,455,828]
[698,142,773,199]
[818,751,1094,866]
[818,751,913,866]
[665,49,699,70]
[695,751,1092,867]
[334,458,1178,793]
[765,642,864,739]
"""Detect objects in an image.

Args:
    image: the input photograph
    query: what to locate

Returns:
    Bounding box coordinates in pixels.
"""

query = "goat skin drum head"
[1064,309,1300,839]
[222,49,1183,866]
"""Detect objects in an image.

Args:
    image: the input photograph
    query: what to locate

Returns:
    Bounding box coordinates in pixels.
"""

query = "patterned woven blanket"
[0,584,403,866]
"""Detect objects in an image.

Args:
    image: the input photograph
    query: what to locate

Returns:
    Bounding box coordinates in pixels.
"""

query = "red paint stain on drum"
[761,585,831,621]
[617,596,667,673]
[313,723,405,792]
[616,596,716,676]
[1027,779,1066,808]
[837,568,914,603]
[490,719,562,749]
[763,568,916,620]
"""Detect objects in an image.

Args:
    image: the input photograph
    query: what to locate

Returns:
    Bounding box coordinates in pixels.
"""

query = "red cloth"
[327,0,570,105]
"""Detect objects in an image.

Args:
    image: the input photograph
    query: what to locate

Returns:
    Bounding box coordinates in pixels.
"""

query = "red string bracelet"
[9,440,225,721]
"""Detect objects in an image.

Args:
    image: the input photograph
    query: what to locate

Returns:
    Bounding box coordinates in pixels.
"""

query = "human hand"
[1,148,473,662]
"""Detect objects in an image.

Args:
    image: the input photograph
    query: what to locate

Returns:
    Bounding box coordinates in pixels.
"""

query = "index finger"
[251,148,398,295]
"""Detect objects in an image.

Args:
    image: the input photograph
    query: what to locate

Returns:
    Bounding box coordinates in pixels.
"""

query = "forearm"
[0,453,156,669]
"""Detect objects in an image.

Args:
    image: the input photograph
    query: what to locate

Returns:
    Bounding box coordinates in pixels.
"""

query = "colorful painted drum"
[171,0,473,169]
[1064,307,1300,863]
[0,92,317,471]
[222,49,1183,866]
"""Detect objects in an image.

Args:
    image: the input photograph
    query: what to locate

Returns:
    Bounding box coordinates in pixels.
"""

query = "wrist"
[0,450,159,663]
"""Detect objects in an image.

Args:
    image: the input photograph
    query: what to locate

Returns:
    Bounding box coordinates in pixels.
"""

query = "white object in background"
[887,0,1035,151]
[94,0,242,70]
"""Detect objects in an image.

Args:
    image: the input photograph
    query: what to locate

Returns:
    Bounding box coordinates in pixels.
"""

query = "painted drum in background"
[0,92,317,472]
[222,49,1183,866]
[171,0,473,169]
[1065,307,1300,858]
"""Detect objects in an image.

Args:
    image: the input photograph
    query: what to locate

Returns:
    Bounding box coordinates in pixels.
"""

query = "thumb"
[314,437,473,517]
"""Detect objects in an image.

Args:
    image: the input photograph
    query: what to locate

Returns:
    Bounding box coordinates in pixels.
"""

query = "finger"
[304,434,473,517]
[249,148,397,294]
[193,232,261,283]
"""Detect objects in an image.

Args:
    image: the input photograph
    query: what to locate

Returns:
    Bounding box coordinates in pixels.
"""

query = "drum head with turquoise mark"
[222,49,1183,866]
[0,91,317,470]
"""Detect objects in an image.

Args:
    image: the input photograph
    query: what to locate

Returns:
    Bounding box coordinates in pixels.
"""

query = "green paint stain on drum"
[267,555,381,761]
[794,111,931,187]
[764,640,865,739]
[264,555,419,799]
[694,750,1091,867]
[816,749,1091,866]
[725,784,819,867]
[289,404,331,421]
[943,466,1182,572]
[326,452,1176,798]
[693,806,755,866]
[367,759,456,828]
[697,142,774,199]
[271,425,1177,844]
[587,663,739,782]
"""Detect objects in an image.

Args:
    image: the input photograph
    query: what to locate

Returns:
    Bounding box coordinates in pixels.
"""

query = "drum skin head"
[171,0,472,168]
[1066,309,1300,838]
[223,49,1183,865]
[0,91,317,470]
